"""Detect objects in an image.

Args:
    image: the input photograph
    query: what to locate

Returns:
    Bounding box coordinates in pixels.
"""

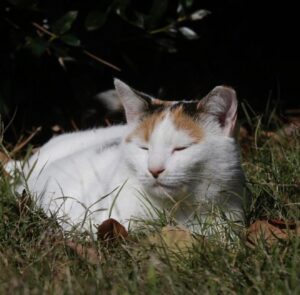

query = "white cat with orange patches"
[20,79,246,234]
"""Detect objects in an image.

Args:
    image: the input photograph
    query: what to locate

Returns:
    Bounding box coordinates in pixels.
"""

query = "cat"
[17,79,246,234]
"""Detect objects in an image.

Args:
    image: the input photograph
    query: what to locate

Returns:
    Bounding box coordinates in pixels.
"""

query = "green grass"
[0,112,299,294]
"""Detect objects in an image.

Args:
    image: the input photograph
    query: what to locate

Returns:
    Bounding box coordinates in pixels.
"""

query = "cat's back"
[24,124,128,195]
[26,124,127,173]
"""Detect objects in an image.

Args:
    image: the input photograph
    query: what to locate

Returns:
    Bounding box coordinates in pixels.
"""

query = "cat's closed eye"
[172,147,188,152]
[140,146,149,151]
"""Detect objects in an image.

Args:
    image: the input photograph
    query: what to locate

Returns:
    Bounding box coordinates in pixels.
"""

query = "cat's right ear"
[114,79,150,123]
[201,86,238,137]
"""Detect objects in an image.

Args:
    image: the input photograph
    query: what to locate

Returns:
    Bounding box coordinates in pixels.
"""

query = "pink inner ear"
[204,85,238,137]
[222,94,238,137]
[114,78,148,123]
[223,110,237,137]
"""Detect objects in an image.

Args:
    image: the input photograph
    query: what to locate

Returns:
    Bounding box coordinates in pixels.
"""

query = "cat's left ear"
[202,86,238,137]
[114,79,151,124]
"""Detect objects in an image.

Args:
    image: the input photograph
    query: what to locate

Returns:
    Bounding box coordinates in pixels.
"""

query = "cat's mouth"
[154,180,175,190]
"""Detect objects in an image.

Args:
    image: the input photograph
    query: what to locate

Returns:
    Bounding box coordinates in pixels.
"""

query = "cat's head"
[114,79,241,200]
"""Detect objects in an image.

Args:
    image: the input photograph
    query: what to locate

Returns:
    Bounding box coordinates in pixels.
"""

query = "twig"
[32,22,56,38]
[70,119,79,131]
[4,17,20,30]
[11,127,42,155]
[83,50,121,72]
[104,118,112,126]
[32,22,121,71]
[150,16,187,34]
[3,108,17,134]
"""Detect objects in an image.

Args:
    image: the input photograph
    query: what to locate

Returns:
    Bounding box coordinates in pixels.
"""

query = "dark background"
[0,0,298,144]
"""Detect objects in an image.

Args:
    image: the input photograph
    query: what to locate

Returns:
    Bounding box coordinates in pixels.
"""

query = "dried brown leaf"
[97,218,128,242]
[246,219,300,248]
[148,225,198,252]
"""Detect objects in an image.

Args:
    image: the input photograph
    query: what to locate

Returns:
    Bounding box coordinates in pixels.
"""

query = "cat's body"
[19,79,246,233]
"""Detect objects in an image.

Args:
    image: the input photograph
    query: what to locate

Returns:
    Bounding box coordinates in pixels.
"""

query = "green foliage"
[3,0,205,61]
[25,36,49,56]
[60,34,81,47]
[0,0,210,122]
[51,11,78,35]
[85,10,108,31]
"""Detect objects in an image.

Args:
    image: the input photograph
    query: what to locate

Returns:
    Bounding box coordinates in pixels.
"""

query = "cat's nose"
[149,167,165,179]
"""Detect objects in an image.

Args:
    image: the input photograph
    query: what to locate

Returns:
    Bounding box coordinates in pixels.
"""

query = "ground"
[0,109,299,294]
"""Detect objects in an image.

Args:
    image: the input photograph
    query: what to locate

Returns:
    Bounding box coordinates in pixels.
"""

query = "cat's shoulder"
[28,124,128,169]
[42,124,126,148]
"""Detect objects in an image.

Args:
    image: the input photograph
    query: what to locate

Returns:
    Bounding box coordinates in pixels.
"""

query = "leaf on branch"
[52,11,78,35]
[184,0,194,8]
[26,37,48,56]
[85,10,108,31]
[60,34,81,47]
[145,0,168,30]
[178,27,199,40]
[190,9,211,21]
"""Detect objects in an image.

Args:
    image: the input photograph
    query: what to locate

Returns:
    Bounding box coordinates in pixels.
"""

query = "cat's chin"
[154,180,174,190]
[144,181,182,199]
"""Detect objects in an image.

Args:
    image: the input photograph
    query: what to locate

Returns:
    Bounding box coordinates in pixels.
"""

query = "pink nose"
[149,168,165,179]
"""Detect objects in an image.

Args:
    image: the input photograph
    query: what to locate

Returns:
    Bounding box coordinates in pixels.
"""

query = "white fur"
[17,80,246,234]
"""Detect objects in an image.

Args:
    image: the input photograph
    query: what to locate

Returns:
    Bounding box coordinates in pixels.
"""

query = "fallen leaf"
[246,219,300,248]
[148,225,199,253]
[97,218,128,242]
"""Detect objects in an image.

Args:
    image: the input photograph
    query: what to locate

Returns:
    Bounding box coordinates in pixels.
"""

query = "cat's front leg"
[178,205,245,242]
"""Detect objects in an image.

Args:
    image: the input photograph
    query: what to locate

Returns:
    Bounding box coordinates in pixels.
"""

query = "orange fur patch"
[126,111,166,142]
[126,103,204,143]
[171,106,203,141]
